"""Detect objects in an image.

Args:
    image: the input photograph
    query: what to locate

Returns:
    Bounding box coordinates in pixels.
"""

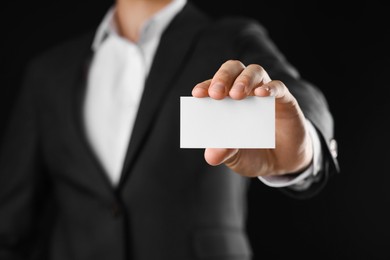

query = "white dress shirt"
[83,0,323,189]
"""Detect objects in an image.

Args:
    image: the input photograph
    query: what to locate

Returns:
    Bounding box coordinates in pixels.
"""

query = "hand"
[191,60,313,177]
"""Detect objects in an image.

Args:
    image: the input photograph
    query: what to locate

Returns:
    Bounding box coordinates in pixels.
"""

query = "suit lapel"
[118,3,209,187]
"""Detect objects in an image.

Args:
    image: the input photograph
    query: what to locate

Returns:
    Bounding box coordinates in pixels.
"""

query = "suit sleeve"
[233,18,340,199]
[0,62,52,259]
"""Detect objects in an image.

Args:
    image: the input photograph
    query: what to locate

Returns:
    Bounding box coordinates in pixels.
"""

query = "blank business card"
[180,96,275,148]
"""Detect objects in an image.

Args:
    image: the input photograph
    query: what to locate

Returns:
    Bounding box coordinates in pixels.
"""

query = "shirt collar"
[91,0,186,51]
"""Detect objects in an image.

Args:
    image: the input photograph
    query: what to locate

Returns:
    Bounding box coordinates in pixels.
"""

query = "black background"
[1,1,390,259]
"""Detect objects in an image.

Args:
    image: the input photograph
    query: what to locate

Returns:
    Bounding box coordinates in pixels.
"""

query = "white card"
[180,96,275,148]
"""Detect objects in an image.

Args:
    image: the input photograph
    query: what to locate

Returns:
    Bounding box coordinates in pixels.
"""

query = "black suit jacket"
[0,2,339,260]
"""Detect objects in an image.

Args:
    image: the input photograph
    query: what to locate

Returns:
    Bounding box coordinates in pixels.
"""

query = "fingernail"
[231,83,245,93]
[210,83,225,94]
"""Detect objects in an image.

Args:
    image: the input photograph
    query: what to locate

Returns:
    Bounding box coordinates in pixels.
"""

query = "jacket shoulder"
[207,15,268,36]
[26,31,94,76]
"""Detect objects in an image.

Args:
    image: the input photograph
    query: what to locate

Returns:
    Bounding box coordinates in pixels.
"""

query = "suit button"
[111,202,122,217]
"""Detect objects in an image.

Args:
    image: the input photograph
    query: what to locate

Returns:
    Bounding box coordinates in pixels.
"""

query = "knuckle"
[224,59,245,68]
[215,69,231,81]
[272,79,283,86]
[248,64,265,73]
[237,74,251,85]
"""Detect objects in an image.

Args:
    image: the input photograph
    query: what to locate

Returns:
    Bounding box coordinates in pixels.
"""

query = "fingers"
[192,79,212,97]
[208,60,245,100]
[204,148,239,166]
[191,60,272,100]
[229,64,271,100]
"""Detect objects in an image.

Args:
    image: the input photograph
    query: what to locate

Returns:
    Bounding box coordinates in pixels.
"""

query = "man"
[0,0,339,259]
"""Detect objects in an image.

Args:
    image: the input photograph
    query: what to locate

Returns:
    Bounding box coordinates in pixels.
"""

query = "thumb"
[204,148,239,166]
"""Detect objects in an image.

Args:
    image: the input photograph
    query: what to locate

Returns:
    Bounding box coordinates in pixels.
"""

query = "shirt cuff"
[258,119,323,189]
